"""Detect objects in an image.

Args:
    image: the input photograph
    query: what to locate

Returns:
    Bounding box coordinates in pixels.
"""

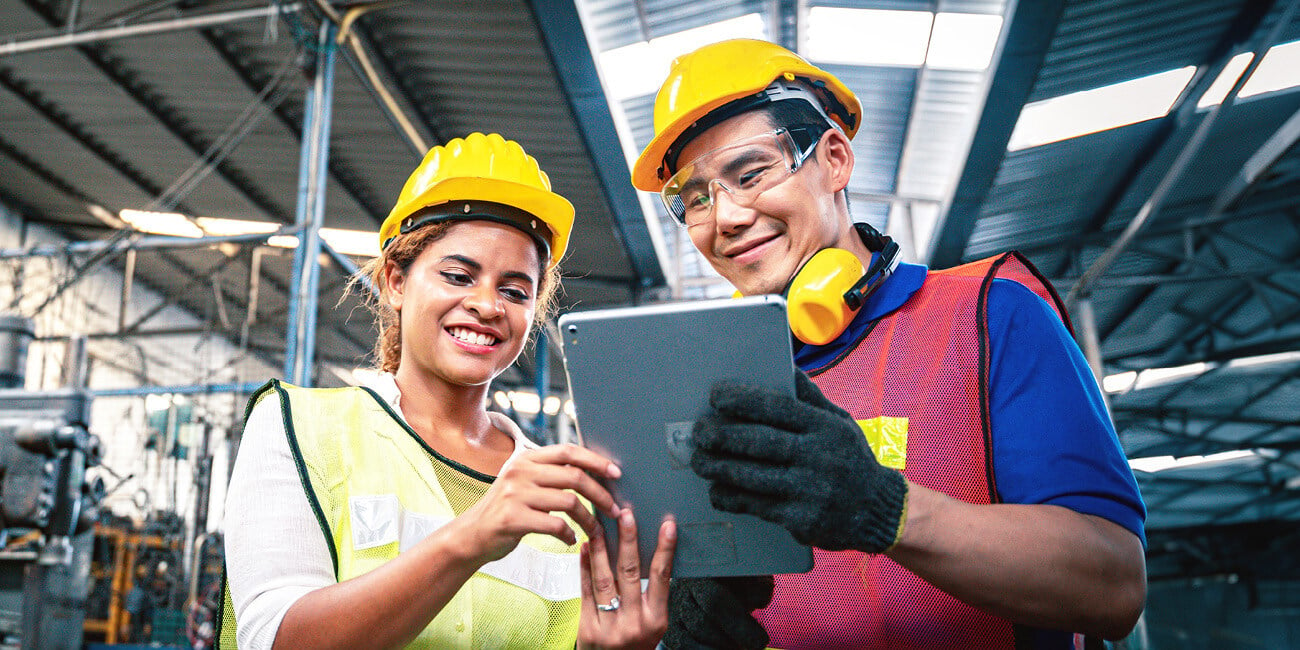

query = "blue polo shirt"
[795,261,1147,546]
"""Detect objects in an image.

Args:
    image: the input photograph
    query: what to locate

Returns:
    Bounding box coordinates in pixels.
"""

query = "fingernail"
[607,463,622,479]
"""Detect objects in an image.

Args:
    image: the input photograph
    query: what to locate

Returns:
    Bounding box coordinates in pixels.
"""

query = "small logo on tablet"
[665,421,693,469]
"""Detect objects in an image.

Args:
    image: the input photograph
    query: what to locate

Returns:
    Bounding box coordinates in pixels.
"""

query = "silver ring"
[596,596,621,612]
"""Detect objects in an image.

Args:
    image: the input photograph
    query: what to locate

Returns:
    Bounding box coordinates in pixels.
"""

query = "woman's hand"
[577,509,677,650]
[460,443,623,564]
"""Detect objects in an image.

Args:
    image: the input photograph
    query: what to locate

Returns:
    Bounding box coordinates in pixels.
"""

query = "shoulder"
[489,411,540,450]
[987,278,1073,342]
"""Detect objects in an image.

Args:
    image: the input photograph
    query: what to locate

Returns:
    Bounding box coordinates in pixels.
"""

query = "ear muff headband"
[785,224,900,345]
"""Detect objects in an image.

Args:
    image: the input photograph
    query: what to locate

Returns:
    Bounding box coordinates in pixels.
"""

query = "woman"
[221,133,676,649]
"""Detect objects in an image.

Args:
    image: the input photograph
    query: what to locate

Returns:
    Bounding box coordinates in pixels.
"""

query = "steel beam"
[524,0,667,291]
[90,381,264,398]
[0,3,300,56]
[284,23,337,386]
[1066,0,1300,305]
[928,0,1068,267]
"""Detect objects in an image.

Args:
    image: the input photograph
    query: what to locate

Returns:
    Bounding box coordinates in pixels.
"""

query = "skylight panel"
[121,212,380,257]
[1007,66,1196,151]
[925,12,1004,71]
[194,217,279,236]
[1130,449,1278,473]
[120,209,203,238]
[320,227,380,258]
[598,14,767,101]
[1199,39,1300,107]
[805,8,933,67]
[1241,39,1300,97]
[1196,52,1254,108]
[804,8,1003,71]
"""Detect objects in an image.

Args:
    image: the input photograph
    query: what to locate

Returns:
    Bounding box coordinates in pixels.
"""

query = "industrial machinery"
[0,315,104,649]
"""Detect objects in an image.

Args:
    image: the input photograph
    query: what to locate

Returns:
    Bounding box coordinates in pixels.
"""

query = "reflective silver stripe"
[401,511,580,601]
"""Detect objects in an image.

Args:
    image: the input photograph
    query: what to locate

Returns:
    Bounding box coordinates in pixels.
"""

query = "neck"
[836,221,878,271]
[391,364,498,449]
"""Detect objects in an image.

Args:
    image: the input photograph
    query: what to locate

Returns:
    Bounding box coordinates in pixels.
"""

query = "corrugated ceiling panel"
[582,0,769,50]
[1031,0,1242,102]
[895,67,986,201]
[825,63,912,196]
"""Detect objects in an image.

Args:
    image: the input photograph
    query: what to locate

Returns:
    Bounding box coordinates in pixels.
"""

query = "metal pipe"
[61,334,89,389]
[246,247,265,328]
[285,22,337,386]
[0,228,298,260]
[1067,0,1300,304]
[1207,102,1300,219]
[307,0,428,155]
[37,326,230,341]
[0,3,301,57]
[533,328,549,435]
[119,248,136,331]
[1071,298,1109,410]
[90,381,264,398]
[321,242,377,298]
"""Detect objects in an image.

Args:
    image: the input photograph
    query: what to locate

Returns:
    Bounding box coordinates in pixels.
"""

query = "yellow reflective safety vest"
[217,380,582,649]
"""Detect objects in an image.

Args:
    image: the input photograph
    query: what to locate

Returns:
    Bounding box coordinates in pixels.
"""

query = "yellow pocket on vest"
[349,494,400,549]
[856,417,907,470]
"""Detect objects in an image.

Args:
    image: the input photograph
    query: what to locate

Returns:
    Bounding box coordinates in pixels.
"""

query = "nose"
[709,182,757,235]
[463,284,504,319]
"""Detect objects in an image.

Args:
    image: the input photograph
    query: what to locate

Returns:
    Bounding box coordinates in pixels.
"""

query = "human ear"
[382,260,406,311]
[818,129,855,193]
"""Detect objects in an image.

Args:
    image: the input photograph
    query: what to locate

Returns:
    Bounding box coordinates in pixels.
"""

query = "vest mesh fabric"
[218,381,581,649]
[755,253,1068,650]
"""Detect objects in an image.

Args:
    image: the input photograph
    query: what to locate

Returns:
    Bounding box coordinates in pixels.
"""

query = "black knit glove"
[660,576,774,650]
[691,371,908,553]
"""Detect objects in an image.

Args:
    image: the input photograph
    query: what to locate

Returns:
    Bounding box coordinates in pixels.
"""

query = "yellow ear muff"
[787,247,864,346]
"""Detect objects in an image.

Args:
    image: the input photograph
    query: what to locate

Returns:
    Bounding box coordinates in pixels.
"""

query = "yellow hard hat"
[381,132,575,267]
[631,39,861,192]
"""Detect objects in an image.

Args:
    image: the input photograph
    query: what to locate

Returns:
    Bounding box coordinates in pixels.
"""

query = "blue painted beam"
[928,0,1069,269]
[524,0,665,291]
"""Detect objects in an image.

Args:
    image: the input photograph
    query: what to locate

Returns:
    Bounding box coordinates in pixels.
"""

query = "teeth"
[450,327,497,346]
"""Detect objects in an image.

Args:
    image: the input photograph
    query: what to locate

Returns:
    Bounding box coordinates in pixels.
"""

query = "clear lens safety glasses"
[660,126,822,226]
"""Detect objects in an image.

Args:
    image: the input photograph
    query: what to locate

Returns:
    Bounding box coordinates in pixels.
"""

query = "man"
[630,39,1147,649]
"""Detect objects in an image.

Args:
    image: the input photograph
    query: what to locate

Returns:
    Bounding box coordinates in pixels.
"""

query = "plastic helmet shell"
[631,39,861,192]
[381,132,575,267]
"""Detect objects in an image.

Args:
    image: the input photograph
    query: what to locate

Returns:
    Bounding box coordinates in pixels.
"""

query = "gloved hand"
[691,371,908,553]
[660,576,774,650]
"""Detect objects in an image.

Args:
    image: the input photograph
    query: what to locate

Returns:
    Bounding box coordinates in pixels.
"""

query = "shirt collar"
[793,259,928,371]
[358,371,536,450]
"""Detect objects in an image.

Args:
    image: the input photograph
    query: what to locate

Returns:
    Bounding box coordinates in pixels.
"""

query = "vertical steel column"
[284,22,337,386]
[533,329,549,435]
[1072,297,1111,412]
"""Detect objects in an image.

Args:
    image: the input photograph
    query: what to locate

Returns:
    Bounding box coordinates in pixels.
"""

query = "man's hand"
[691,372,908,553]
[660,576,773,650]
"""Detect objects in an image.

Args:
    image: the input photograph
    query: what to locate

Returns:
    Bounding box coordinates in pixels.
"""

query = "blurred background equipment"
[0,320,102,649]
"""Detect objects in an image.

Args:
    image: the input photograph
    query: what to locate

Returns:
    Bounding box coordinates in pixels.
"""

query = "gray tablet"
[557,295,813,578]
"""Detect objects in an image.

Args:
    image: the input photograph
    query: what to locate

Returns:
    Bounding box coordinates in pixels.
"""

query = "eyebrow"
[442,254,537,285]
[680,148,776,193]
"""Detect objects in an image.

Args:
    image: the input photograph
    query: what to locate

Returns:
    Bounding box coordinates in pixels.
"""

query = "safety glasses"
[659,126,824,226]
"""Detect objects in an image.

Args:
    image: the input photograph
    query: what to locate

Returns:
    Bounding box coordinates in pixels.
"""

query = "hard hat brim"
[383,176,575,265]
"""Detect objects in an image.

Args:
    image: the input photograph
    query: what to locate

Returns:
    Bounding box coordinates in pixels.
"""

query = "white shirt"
[223,373,533,650]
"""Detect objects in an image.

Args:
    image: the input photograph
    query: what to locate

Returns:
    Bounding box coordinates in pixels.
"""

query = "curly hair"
[353,221,562,374]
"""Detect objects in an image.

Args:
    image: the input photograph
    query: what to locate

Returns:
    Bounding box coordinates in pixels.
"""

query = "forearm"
[272,519,483,650]
[886,482,1146,640]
